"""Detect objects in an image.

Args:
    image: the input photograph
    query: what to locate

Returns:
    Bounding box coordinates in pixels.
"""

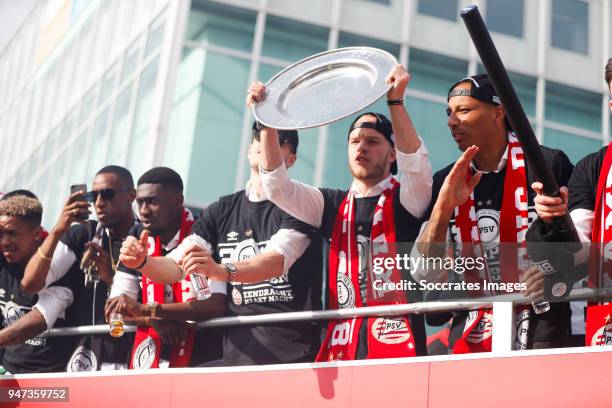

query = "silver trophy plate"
[253,47,397,130]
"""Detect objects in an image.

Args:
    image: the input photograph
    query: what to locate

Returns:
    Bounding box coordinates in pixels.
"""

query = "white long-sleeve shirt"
[259,140,433,228]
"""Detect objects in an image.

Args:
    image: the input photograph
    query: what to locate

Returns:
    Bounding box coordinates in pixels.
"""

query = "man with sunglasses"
[252,64,432,361]
[24,165,139,370]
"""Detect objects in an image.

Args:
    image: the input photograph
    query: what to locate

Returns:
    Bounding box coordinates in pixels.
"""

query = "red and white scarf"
[452,133,530,353]
[130,208,196,369]
[316,177,417,361]
[586,142,612,346]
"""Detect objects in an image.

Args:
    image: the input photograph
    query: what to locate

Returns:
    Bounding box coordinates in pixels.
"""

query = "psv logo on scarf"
[453,133,530,353]
[586,142,612,347]
[130,208,196,369]
[317,178,417,362]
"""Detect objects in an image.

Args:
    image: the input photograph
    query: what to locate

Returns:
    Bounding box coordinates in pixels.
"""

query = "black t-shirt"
[426,145,574,349]
[0,259,80,373]
[318,186,428,357]
[568,145,607,213]
[61,221,133,365]
[192,191,323,366]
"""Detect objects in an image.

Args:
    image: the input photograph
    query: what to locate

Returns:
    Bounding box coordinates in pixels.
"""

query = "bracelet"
[36,247,53,262]
[387,98,404,106]
[135,255,148,270]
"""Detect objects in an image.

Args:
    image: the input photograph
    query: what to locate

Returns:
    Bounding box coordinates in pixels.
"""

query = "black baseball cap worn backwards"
[447,74,512,131]
[447,74,501,106]
[348,112,398,175]
[252,122,299,154]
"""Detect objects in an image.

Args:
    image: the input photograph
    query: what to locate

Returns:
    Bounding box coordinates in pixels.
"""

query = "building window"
[417,0,458,21]
[543,129,600,164]
[262,16,329,63]
[477,64,537,116]
[551,0,588,54]
[359,0,391,5]
[167,47,252,203]
[127,57,160,179]
[409,48,468,97]
[544,81,601,163]
[338,32,400,59]
[486,0,524,38]
[187,0,256,53]
[545,81,600,132]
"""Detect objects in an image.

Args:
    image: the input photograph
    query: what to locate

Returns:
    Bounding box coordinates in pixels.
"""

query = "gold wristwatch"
[147,302,159,318]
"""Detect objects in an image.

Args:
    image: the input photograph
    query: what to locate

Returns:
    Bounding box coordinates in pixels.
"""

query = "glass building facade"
[0,0,611,226]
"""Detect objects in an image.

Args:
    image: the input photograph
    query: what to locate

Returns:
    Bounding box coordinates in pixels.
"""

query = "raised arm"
[416,146,482,256]
[386,64,421,154]
[247,81,325,228]
[119,230,184,283]
[22,192,89,294]
[385,64,433,218]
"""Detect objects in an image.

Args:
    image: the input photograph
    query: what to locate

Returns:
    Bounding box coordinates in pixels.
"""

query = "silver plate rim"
[252,46,398,130]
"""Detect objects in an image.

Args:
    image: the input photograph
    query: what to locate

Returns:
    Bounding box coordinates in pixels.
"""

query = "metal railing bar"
[41,287,612,338]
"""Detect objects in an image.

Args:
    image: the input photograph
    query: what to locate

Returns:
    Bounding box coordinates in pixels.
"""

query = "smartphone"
[70,184,90,220]
[70,184,87,201]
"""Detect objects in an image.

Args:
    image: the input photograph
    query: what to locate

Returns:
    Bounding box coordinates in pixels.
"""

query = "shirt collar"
[349,175,394,198]
[470,145,508,174]
[164,229,181,251]
[245,180,267,202]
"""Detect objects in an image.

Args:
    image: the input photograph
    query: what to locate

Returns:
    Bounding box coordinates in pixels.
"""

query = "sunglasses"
[87,188,128,202]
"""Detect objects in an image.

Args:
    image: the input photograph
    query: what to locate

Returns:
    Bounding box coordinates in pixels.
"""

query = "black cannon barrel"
[460,5,578,241]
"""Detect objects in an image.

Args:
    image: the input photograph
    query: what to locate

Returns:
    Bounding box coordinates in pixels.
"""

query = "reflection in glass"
[121,37,142,84]
[100,63,118,105]
[409,48,468,97]
[70,132,90,183]
[486,0,524,38]
[545,81,601,132]
[127,58,160,179]
[79,89,96,130]
[337,32,400,59]
[417,0,458,21]
[476,65,536,117]
[262,16,328,63]
[187,0,256,52]
[166,48,250,203]
[87,108,110,179]
[108,84,134,165]
[145,11,166,57]
[543,128,601,164]
[551,0,588,54]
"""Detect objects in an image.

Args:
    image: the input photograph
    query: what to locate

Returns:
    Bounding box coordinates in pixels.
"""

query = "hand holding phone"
[68,184,91,221]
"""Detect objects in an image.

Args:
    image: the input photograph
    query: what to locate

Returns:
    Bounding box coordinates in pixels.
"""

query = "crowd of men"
[0,59,611,373]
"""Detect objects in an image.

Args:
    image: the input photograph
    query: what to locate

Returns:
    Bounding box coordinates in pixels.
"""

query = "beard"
[348,159,387,181]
